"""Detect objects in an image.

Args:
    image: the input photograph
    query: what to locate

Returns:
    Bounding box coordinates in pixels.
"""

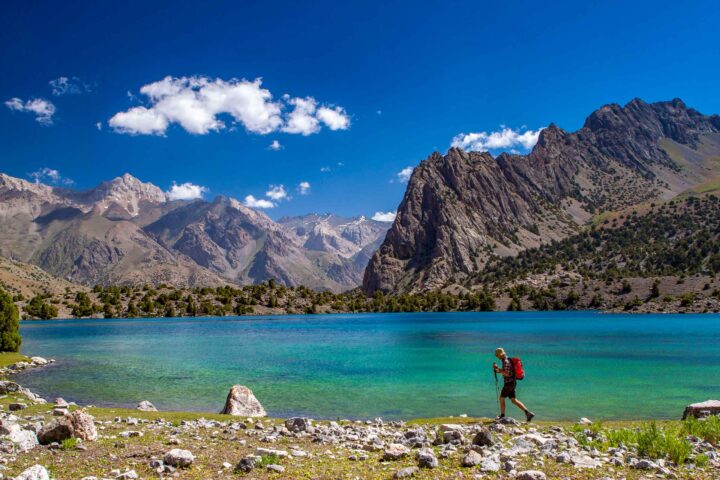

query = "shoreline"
[0,353,719,478]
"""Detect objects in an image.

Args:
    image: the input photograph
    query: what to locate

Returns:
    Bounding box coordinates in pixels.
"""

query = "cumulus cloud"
[316,106,350,130]
[28,167,73,185]
[5,97,56,125]
[372,211,396,222]
[167,182,208,200]
[265,184,288,201]
[297,181,311,195]
[49,76,92,96]
[396,166,414,183]
[109,106,168,135]
[282,96,320,135]
[451,126,543,153]
[244,195,275,209]
[109,76,350,137]
[268,139,282,151]
[320,166,331,173]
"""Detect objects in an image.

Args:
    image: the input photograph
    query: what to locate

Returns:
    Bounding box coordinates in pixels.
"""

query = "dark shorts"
[501,380,517,399]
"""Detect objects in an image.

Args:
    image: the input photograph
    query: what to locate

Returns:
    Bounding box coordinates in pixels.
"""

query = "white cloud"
[49,76,92,96]
[95,122,103,131]
[282,96,319,135]
[108,106,168,135]
[297,181,311,195]
[265,184,288,201]
[110,75,350,137]
[372,211,396,222]
[244,194,275,209]
[268,139,282,151]
[396,166,414,183]
[28,167,73,185]
[5,97,56,125]
[320,166,331,172]
[167,182,208,200]
[316,106,350,130]
[451,126,543,153]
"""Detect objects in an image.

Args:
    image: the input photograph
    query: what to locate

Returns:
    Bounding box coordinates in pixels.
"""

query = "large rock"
[682,399,720,419]
[37,417,74,445]
[416,448,438,468]
[163,448,195,468]
[382,443,410,461]
[220,385,266,417]
[15,465,50,480]
[136,400,158,412]
[0,381,21,394]
[8,427,38,452]
[70,410,97,441]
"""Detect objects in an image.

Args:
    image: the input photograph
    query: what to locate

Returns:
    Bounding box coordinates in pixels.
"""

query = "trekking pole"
[493,370,500,416]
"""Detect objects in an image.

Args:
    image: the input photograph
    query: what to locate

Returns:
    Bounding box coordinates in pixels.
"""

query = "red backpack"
[511,357,525,380]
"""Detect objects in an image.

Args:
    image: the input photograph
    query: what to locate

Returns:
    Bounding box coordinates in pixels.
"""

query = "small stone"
[115,470,138,480]
[266,464,285,473]
[235,455,257,473]
[632,459,658,470]
[30,356,48,365]
[163,448,195,468]
[285,417,312,432]
[578,417,593,425]
[417,448,438,468]
[472,427,495,447]
[9,402,27,411]
[462,450,483,467]
[15,464,50,480]
[255,447,288,457]
[517,471,547,480]
[394,466,419,478]
[481,458,501,472]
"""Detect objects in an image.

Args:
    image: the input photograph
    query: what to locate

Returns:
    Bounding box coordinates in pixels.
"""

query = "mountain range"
[364,98,720,293]
[0,173,389,291]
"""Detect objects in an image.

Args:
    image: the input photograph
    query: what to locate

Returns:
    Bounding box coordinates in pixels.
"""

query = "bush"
[0,288,21,352]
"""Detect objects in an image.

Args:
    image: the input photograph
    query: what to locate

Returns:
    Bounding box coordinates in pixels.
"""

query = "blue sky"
[2,0,719,220]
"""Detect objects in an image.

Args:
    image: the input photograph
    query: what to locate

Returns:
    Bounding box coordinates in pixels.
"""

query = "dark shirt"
[501,356,515,383]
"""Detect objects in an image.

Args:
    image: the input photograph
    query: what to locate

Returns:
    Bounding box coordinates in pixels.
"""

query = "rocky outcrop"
[364,99,720,293]
[220,385,266,417]
[136,400,157,412]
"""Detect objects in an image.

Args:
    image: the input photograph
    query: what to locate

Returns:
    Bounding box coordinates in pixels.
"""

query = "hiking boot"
[525,411,535,422]
[495,414,505,421]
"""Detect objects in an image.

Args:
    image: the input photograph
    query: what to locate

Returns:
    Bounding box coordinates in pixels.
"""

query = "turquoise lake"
[15,311,720,420]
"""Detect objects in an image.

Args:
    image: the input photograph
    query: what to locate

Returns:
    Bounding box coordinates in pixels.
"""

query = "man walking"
[493,347,535,422]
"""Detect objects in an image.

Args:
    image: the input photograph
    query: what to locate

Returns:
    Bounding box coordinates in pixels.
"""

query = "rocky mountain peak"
[364,98,720,294]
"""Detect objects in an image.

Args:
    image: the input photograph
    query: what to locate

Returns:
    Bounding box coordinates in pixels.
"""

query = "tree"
[0,289,21,352]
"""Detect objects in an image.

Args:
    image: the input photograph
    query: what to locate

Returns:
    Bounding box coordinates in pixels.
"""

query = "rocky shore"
[0,358,718,479]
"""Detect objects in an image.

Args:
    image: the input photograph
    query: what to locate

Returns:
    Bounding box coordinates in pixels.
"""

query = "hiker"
[493,347,535,422]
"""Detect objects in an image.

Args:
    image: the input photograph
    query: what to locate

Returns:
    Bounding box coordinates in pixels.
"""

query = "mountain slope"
[0,173,384,291]
[364,98,720,293]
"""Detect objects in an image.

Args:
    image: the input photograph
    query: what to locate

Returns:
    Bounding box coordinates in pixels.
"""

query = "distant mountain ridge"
[363,98,720,294]
[0,173,389,291]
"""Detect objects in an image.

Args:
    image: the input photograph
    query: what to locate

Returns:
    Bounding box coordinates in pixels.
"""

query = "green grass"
[61,437,79,450]
[683,415,720,444]
[257,453,280,467]
[0,352,30,368]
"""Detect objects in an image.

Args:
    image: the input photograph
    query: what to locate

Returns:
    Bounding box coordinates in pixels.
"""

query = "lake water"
[15,311,720,420]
